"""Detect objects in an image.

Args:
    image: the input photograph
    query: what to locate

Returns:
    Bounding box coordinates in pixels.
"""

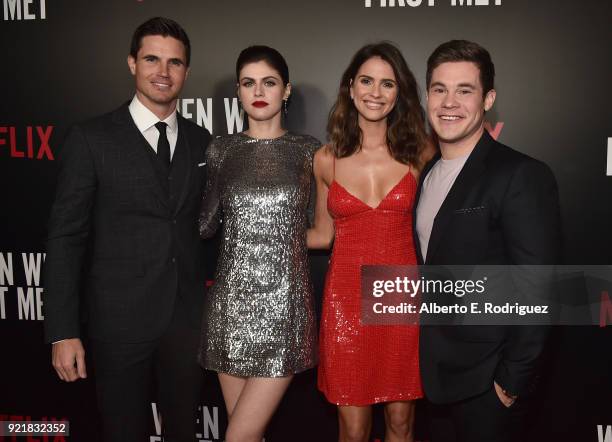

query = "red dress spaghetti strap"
[318,167,423,405]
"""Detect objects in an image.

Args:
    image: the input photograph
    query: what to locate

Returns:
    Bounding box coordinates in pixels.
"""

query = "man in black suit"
[43,17,211,442]
[415,40,561,441]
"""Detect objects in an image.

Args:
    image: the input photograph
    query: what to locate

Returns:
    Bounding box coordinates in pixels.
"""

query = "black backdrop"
[1,0,611,441]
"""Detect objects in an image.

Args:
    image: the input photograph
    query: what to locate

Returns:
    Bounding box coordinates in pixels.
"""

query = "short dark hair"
[129,17,191,66]
[426,40,495,95]
[236,45,289,86]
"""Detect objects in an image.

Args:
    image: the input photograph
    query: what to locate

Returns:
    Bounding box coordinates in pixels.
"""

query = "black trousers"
[428,387,528,442]
[91,298,203,442]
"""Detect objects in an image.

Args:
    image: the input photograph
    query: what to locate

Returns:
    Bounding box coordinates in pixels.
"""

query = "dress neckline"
[238,131,289,142]
[331,170,416,210]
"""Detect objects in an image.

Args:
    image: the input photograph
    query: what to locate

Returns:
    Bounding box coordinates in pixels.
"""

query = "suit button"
[171,257,176,263]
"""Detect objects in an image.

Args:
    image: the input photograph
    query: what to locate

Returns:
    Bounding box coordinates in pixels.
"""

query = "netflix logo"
[0,126,54,160]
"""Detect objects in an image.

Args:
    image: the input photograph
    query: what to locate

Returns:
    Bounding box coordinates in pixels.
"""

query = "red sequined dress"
[318,169,423,405]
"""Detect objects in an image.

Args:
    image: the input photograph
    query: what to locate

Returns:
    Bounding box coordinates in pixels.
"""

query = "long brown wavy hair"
[328,42,428,168]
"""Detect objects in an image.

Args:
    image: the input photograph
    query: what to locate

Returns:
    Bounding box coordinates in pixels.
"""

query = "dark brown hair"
[426,40,495,96]
[236,45,289,86]
[130,17,191,66]
[327,42,427,168]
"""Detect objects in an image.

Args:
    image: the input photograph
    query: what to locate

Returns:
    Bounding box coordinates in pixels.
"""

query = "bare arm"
[306,146,335,249]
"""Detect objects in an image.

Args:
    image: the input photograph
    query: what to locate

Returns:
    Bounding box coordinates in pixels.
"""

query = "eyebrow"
[357,74,397,83]
[239,75,281,82]
[141,54,185,64]
[429,81,476,89]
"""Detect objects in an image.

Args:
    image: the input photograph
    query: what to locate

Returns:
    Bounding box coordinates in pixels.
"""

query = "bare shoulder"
[314,144,335,168]
[313,144,335,185]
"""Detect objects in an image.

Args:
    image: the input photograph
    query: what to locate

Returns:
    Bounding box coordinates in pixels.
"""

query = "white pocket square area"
[197,162,206,167]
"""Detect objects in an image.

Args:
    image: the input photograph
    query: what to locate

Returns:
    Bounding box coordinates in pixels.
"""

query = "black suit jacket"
[415,131,562,403]
[43,102,211,343]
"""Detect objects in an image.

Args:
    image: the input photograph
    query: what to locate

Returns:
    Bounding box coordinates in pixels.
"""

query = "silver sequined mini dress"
[198,132,319,377]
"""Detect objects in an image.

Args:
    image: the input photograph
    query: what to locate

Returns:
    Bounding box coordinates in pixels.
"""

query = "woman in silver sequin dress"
[198,46,319,442]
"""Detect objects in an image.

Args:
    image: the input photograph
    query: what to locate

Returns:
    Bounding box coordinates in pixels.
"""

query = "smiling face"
[350,56,399,124]
[237,60,290,123]
[427,61,496,157]
[127,35,189,117]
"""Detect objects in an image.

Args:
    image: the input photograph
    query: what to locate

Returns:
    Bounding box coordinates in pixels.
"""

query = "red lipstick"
[252,101,269,108]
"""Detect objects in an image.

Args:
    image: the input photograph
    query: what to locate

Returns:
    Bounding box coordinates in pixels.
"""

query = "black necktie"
[154,121,171,172]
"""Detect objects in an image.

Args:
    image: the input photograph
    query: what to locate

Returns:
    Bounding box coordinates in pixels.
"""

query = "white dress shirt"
[128,94,178,159]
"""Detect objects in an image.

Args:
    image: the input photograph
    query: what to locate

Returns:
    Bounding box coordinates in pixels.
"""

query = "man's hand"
[494,381,517,408]
[52,338,87,382]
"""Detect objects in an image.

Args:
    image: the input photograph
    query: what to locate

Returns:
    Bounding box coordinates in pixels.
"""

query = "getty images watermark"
[360,265,612,326]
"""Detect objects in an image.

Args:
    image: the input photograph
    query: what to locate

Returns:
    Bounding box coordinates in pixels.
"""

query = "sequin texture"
[199,132,319,377]
[318,171,423,405]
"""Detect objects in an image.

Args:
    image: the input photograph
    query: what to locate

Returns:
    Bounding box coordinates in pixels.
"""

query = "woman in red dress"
[307,42,433,442]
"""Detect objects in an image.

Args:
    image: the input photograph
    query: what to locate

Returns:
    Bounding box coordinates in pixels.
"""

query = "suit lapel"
[425,131,494,263]
[172,116,193,216]
[414,153,441,264]
[112,103,169,211]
